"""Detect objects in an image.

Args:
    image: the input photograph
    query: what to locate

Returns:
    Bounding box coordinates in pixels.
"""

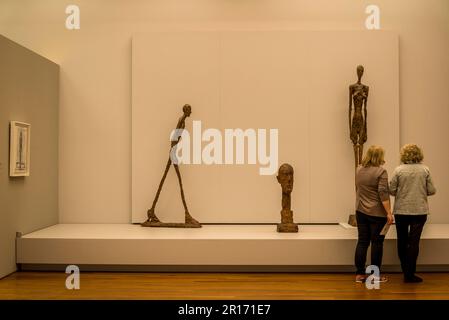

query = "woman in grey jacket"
[390,144,436,283]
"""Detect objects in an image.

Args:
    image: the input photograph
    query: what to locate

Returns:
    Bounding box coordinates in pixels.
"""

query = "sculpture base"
[141,221,202,228]
[277,223,299,233]
[348,214,357,227]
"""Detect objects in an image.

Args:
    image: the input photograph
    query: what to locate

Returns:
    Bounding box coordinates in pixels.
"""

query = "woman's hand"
[387,213,394,225]
[381,200,394,225]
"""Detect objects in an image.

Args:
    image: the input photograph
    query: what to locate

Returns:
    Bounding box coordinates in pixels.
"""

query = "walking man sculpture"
[141,104,201,228]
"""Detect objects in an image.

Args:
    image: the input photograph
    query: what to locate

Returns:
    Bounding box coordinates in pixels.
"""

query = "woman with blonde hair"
[354,145,394,283]
[390,144,436,283]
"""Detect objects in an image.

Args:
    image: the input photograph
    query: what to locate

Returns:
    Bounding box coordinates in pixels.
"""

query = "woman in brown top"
[354,145,394,283]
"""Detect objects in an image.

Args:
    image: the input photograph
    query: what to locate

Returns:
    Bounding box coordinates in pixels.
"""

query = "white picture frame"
[9,121,31,177]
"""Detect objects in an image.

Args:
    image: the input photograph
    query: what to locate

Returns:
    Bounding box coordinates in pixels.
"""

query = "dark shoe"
[404,275,423,283]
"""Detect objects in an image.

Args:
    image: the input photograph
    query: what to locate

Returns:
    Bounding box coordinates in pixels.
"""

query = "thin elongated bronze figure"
[349,65,369,169]
[142,104,201,228]
[348,65,369,227]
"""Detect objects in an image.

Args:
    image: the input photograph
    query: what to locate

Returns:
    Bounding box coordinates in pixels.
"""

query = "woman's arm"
[389,169,399,196]
[378,170,394,224]
[382,199,394,225]
[378,170,390,200]
[426,170,436,196]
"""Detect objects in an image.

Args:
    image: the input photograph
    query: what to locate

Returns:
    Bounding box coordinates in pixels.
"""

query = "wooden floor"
[1,272,449,300]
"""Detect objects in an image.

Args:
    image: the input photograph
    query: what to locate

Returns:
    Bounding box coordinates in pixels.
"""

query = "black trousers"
[395,214,427,278]
[355,211,387,275]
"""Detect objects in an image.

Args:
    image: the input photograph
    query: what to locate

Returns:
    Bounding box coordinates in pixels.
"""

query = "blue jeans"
[355,211,387,275]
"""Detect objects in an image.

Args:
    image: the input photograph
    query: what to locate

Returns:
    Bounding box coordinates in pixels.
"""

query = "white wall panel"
[132,31,399,223]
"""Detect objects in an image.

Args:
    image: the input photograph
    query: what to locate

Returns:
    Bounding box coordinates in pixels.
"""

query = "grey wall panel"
[0,34,59,279]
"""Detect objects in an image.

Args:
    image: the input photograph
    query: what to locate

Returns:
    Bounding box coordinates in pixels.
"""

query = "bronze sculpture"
[349,65,369,168]
[348,65,369,227]
[276,163,298,233]
[141,104,201,228]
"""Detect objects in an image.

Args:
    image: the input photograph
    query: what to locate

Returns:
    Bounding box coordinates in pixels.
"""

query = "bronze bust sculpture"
[141,104,201,228]
[349,65,369,169]
[276,163,298,233]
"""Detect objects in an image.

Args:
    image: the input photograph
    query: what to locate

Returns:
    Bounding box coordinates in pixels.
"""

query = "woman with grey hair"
[390,144,436,283]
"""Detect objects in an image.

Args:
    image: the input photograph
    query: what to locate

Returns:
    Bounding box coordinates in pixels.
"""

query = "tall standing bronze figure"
[348,65,369,227]
[141,104,201,228]
[349,65,369,169]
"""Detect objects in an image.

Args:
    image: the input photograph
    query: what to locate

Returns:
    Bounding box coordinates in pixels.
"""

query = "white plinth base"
[16,224,449,271]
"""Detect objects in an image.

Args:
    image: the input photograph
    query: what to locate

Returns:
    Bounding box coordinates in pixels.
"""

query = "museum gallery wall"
[132,31,399,223]
[0,35,59,278]
[1,0,447,225]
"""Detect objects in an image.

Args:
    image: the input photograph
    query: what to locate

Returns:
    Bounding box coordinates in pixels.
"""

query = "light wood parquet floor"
[1,272,449,300]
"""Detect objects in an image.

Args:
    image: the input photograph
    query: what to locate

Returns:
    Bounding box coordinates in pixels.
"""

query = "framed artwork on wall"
[9,121,31,177]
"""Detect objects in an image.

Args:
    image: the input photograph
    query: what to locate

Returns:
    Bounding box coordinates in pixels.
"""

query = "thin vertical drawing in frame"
[9,121,31,177]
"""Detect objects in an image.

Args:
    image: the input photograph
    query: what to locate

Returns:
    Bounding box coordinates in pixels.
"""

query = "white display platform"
[16,224,449,272]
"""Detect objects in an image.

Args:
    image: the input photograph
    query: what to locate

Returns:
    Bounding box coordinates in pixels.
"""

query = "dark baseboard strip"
[18,264,449,273]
